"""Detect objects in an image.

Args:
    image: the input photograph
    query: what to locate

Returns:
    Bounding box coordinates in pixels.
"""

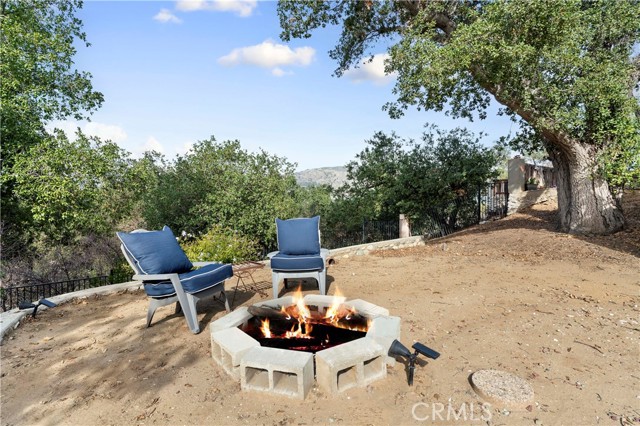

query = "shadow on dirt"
[424,190,639,259]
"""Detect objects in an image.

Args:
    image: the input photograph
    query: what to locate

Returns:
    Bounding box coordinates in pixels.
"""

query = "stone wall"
[507,187,558,214]
[330,235,426,259]
[507,157,558,214]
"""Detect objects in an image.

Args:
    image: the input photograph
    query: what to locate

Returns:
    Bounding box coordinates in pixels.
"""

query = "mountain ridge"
[294,166,348,188]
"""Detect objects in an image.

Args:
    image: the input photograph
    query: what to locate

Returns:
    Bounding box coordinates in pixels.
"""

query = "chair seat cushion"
[143,263,233,297]
[117,226,193,274]
[270,252,324,272]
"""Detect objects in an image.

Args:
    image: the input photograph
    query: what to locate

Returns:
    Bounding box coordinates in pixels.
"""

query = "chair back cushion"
[117,226,193,275]
[276,216,321,255]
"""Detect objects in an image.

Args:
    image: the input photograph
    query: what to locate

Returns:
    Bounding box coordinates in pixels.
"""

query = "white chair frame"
[267,248,329,299]
[120,236,230,334]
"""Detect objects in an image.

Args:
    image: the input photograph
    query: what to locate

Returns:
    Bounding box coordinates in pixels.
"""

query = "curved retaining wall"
[1,236,429,343]
[329,235,426,259]
[0,281,142,344]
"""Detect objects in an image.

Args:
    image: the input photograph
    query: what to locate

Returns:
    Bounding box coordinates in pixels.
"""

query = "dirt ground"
[2,192,639,426]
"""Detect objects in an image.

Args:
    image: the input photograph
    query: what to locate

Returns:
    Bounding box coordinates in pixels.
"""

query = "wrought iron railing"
[411,182,509,238]
[322,218,399,249]
[1,271,132,312]
[324,181,509,247]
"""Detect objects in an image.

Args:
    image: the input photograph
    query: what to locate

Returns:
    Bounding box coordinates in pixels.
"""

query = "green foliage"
[342,131,406,219]
[180,225,260,264]
[2,232,126,286]
[317,192,372,247]
[492,142,511,179]
[293,185,334,218]
[0,0,103,154]
[0,0,103,115]
[339,128,499,228]
[400,128,500,213]
[1,0,104,255]
[342,127,499,221]
[599,135,640,191]
[280,0,639,160]
[142,137,299,250]
[10,130,131,244]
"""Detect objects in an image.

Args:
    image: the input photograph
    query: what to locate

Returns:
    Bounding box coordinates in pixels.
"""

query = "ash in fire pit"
[241,288,369,353]
[210,291,401,400]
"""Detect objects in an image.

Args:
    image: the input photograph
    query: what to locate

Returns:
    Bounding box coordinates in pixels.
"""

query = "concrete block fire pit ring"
[210,294,400,399]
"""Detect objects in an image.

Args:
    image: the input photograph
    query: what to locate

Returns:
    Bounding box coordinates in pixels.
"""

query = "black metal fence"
[1,271,132,312]
[322,218,399,249]
[411,181,509,239]
[478,180,509,222]
[323,181,509,248]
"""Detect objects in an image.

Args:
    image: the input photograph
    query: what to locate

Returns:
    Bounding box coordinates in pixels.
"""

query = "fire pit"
[241,289,370,353]
[210,289,401,400]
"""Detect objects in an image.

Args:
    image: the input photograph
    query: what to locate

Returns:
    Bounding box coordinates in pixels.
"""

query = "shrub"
[181,225,260,264]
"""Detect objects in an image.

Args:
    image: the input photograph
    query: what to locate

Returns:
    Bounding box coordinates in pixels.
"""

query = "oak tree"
[279,0,640,234]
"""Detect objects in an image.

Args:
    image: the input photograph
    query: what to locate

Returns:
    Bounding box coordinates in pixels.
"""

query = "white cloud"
[46,120,78,138]
[84,122,129,142]
[343,53,397,85]
[153,8,183,24]
[47,120,128,143]
[218,40,315,75]
[143,136,165,154]
[178,141,194,156]
[175,0,257,17]
[272,67,293,77]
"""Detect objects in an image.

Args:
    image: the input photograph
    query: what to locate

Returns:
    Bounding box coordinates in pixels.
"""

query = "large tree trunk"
[547,142,625,235]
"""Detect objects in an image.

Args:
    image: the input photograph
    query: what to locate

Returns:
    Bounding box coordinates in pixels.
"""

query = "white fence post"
[399,214,411,238]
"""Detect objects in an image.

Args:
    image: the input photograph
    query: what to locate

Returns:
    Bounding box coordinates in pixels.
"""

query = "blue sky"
[51,0,516,171]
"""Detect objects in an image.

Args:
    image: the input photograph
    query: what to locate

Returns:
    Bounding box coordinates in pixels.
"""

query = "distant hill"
[295,166,348,189]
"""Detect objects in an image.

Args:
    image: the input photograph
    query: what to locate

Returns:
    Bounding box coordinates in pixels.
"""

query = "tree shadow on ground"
[425,192,639,259]
[1,290,233,424]
[225,279,271,309]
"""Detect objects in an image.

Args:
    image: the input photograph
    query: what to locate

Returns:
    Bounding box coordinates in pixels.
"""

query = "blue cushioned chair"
[268,216,329,299]
[117,226,232,334]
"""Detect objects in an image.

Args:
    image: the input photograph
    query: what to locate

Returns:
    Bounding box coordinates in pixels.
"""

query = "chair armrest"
[192,261,223,267]
[132,273,178,281]
[266,251,279,259]
[320,248,330,260]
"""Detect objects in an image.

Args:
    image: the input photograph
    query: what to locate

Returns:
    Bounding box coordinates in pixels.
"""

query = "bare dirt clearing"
[2,193,639,425]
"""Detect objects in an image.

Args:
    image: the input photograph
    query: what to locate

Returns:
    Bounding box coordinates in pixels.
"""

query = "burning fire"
[259,286,369,339]
[324,287,358,325]
[260,318,272,338]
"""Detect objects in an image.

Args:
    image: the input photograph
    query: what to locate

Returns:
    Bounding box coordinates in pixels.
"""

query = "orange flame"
[285,321,313,339]
[259,286,370,339]
[260,318,272,338]
[293,286,311,322]
[324,287,343,322]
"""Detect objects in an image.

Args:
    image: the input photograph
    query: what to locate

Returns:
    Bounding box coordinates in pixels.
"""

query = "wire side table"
[230,261,266,308]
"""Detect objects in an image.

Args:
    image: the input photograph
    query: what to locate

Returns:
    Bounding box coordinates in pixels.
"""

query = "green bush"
[181,225,260,264]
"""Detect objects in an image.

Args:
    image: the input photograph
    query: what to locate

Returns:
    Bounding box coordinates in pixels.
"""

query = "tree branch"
[397,0,417,15]
[469,65,576,151]
[432,12,456,36]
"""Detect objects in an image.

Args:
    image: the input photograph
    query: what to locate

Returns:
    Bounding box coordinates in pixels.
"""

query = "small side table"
[230,261,266,308]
